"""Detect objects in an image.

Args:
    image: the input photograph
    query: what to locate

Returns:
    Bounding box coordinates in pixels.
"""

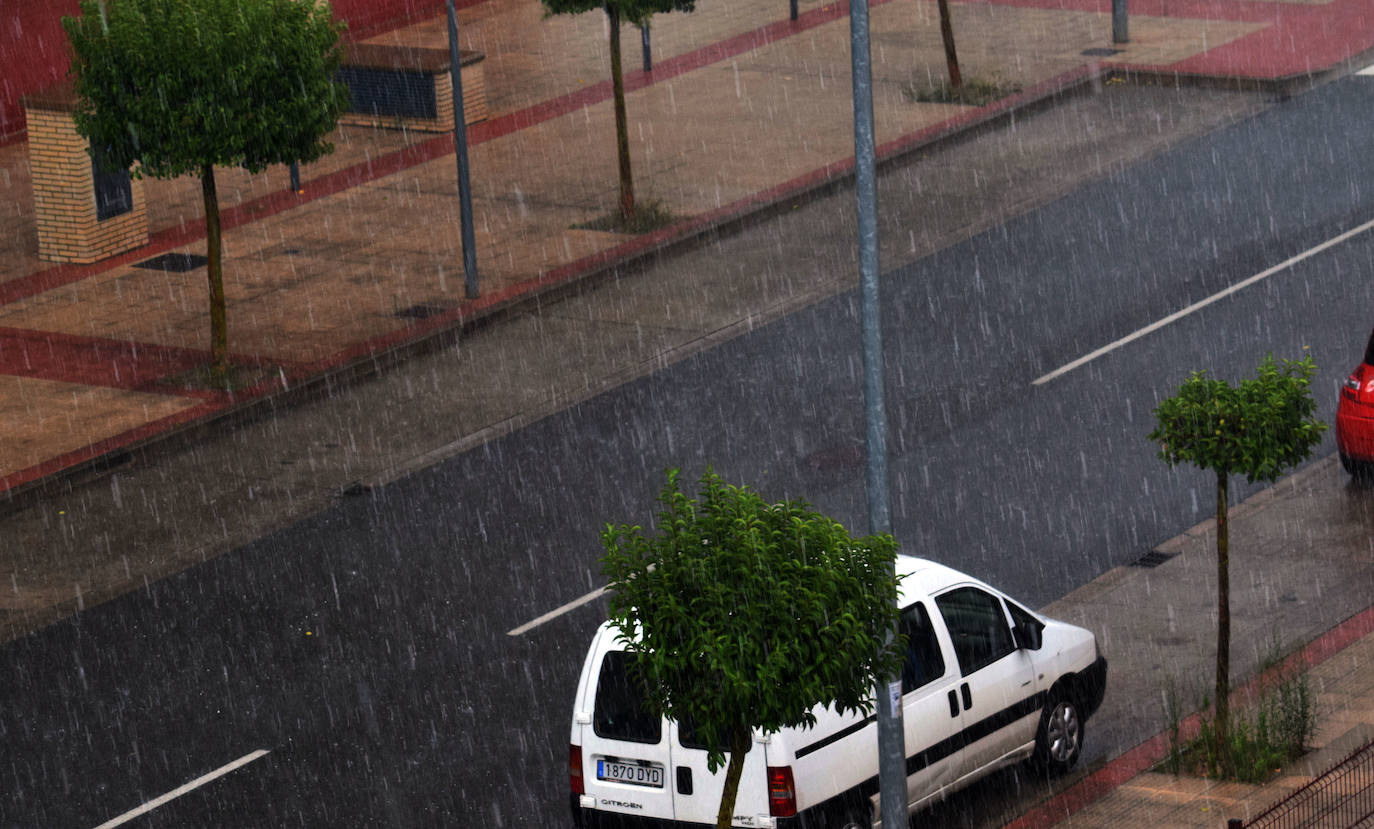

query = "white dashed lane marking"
[93,750,271,829]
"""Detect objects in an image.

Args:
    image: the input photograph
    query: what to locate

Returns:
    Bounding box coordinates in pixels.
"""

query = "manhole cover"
[1130,549,1179,569]
[133,252,209,272]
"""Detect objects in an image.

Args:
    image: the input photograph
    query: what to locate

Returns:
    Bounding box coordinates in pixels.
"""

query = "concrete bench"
[338,43,487,133]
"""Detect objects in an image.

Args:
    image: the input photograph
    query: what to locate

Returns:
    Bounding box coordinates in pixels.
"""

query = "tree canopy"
[542,0,693,26]
[64,0,349,178]
[1150,354,1326,485]
[601,468,904,827]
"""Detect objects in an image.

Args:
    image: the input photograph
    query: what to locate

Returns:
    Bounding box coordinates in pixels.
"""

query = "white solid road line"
[1032,215,1374,386]
[93,749,271,829]
[508,586,608,636]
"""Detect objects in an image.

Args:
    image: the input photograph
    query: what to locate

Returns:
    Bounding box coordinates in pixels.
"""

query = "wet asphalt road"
[5,74,1374,827]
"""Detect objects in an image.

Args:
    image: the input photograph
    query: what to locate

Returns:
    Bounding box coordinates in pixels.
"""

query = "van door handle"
[947,689,959,718]
[677,766,693,795]
[961,683,972,711]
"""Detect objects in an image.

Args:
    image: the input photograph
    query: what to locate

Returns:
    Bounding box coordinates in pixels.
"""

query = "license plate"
[597,758,665,788]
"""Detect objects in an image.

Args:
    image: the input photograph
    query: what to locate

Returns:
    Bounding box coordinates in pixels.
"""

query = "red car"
[1337,326,1374,477]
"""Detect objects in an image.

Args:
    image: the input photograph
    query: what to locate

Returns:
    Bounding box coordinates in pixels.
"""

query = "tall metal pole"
[446,0,479,298]
[847,0,905,824]
[1112,0,1128,43]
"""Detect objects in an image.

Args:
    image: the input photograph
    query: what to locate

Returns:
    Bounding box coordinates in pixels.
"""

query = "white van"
[568,556,1107,828]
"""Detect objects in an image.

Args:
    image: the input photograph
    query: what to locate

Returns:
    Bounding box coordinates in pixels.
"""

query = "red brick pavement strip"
[1004,603,1374,829]
[0,327,248,394]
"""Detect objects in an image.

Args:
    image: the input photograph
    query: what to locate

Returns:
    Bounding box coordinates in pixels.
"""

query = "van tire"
[1032,691,1083,774]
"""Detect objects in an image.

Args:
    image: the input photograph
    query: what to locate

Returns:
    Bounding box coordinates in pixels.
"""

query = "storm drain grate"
[133,252,209,272]
[394,303,457,320]
[1082,48,1124,57]
[1130,549,1179,569]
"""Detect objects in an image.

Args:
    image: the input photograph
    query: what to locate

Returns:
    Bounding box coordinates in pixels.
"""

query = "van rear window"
[593,651,663,744]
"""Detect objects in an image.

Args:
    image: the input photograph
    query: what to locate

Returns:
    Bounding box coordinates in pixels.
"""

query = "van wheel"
[1033,692,1083,774]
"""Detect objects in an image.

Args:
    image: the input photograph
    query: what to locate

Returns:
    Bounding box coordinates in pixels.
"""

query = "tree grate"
[133,253,209,272]
[394,303,457,320]
[1130,549,1179,568]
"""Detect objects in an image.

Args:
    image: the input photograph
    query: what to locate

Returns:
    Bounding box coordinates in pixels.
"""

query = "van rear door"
[580,649,676,821]
[666,720,771,826]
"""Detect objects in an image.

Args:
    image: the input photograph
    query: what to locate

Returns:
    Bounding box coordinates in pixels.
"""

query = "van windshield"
[593,651,663,744]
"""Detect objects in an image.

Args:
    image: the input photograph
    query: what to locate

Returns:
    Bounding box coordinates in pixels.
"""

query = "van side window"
[593,651,662,744]
[899,602,946,694]
[935,587,1015,676]
[1007,600,1044,647]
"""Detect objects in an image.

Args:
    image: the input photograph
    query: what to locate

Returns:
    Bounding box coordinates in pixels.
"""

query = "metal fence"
[1230,739,1374,829]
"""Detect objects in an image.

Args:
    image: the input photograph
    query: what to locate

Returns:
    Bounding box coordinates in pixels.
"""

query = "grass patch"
[904,76,1021,107]
[573,199,679,235]
[160,363,280,394]
[1158,642,1316,782]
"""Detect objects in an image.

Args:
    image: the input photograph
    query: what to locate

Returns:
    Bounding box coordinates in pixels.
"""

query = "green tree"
[541,0,693,223]
[1149,354,1325,768]
[64,0,349,382]
[601,468,904,829]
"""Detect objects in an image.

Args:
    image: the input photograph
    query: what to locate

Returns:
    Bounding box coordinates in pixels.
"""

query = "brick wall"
[1,0,452,141]
[25,104,148,264]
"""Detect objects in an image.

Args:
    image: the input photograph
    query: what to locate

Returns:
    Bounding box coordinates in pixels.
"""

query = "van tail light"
[767,766,797,817]
[570,744,585,796]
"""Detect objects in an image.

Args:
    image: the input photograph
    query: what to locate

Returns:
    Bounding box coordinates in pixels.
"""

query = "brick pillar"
[22,83,148,265]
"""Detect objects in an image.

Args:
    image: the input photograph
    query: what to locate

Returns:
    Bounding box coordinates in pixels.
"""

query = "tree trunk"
[200,163,228,384]
[1213,470,1231,769]
[714,725,752,829]
[936,0,961,89]
[607,6,635,222]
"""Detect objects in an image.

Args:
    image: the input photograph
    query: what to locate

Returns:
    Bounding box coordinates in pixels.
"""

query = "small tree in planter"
[64,0,348,384]
[601,468,905,829]
[1149,354,1325,770]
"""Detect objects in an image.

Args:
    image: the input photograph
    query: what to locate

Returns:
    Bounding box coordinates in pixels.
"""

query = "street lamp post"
[846,0,906,825]
[446,0,479,298]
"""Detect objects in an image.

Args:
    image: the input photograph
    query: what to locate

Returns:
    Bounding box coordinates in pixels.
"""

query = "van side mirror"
[1013,623,1043,651]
